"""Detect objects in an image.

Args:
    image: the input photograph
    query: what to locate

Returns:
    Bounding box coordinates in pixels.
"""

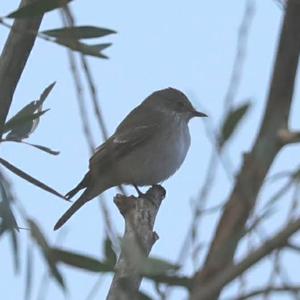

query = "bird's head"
[145,87,207,121]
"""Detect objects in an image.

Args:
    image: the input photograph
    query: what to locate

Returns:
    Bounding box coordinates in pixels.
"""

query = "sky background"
[1,0,300,299]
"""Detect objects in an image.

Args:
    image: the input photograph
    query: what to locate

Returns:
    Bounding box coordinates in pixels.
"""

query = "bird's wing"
[89,111,160,173]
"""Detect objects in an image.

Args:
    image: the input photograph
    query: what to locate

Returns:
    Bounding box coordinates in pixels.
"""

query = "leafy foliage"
[25,244,33,300]
[0,158,67,200]
[55,39,111,58]
[51,248,113,272]
[104,236,117,267]
[219,102,251,147]
[28,219,66,289]
[139,257,179,276]
[0,173,19,271]
[42,26,116,39]
[4,82,55,140]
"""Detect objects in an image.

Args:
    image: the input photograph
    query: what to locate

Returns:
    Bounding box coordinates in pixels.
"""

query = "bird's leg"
[133,184,158,208]
[133,184,144,197]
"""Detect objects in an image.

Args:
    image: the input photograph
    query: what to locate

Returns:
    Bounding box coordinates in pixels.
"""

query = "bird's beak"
[192,110,208,118]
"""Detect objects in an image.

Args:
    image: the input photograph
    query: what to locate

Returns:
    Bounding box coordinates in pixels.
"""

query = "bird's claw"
[133,184,158,208]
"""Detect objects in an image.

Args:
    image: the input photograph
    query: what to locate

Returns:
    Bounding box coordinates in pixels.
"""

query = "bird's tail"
[65,173,90,200]
[54,190,92,230]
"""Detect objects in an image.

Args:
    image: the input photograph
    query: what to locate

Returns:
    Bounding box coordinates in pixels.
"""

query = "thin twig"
[171,3,255,296]
[228,285,300,300]
[193,216,300,300]
[191,1,300,298]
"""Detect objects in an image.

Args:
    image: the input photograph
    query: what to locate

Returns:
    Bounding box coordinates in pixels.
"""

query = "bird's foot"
[133,184,145,198]
[133,184,158,207]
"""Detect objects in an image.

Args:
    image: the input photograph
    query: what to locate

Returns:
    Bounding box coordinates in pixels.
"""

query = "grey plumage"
[54,88,207,230]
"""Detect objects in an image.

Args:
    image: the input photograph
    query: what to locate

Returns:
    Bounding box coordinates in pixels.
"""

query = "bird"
[54,88,207,230]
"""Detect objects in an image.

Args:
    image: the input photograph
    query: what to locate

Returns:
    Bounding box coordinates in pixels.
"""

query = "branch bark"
[229,285,300,300]
[193,216,300,300]
[106,185,165,300]
[191,1,300,299]
[0,0,44,138]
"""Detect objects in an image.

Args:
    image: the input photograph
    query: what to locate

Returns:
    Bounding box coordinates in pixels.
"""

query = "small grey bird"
[54,88,207,230]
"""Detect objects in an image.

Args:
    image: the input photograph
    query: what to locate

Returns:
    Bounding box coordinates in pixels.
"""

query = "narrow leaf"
[22,143,60,155]
[104,237,117,266]
[51,247,112,272]
[42,26,116,39]
[293,168,300,181]
[89,43,112,52]
[0,179,19,231]
[4,103,43,133]
[28,219,49,251]
[25,245,33,300]
[38,82,56,105]
[7,0,72,18]
[140,257,180,276]
[55,38,110,58]
[0,158,68,201]
[145,274,191,287]
[2,139,60,155]
[10,229,20,272]
[28,219,65,289]
[4,82,55,140]
[4,109,49,137]
[0,174,20,273]
[219,102,251,147]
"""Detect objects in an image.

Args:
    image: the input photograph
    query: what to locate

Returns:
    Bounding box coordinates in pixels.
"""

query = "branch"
[0,0,44,139]
[191,1,300,299]
[278,128,300,145]
[193,216,300,300]
[61,6,109,141]
[228,285,300,300]
[106,185,166,300]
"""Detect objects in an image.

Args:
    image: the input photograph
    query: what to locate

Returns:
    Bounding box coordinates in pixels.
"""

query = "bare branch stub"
[106,185,165,300]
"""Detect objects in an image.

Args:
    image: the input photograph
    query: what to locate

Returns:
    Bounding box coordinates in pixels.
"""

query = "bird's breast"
[123,122,191,185]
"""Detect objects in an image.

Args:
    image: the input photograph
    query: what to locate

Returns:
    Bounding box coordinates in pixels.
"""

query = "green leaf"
[7,0,72,18]
[4,103,44,134]
[25,245,33,300]
[219,102,251,147]
[42,26,116,39]
[4,82,55,140]
[0,175,19,272]
[28,219,49,250]
[23,143,60,155]
[10,229,19,272]
[55,38,111,58]
[0,182,18,232]
[2,139,60,156]
[51,247,113,272]
[104,237,117,267]
[145,274,191,287]
[5,109,49,139]
[28,219,65,289]
[38,82,56,106]
[293,168,300,181]
[0,158,67,201]
[139,257,180,276]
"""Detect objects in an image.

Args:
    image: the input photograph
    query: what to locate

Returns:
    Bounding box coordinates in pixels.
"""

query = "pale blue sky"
[1,1,299,299]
